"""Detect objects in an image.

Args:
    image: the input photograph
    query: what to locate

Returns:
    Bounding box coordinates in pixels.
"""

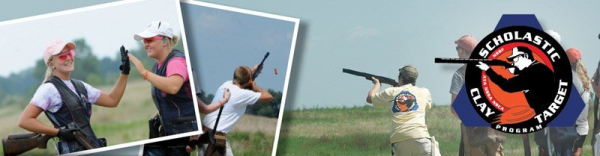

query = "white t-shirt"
[573,71,590,135]
[29,80,102,113]
[371,84,432,143]
[202,80,261,133]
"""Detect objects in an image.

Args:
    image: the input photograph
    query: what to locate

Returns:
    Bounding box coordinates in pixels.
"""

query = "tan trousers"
[392,138,432,156]
[461,126,504,156]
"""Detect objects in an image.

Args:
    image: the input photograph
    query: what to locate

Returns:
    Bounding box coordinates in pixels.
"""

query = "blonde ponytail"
[42,57,54,83]
[576,60,590,91]
[167,35,180,50]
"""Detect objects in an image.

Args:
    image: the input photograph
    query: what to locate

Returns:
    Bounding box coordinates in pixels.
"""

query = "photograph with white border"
[143,1,299,156]
[0,0,204,155]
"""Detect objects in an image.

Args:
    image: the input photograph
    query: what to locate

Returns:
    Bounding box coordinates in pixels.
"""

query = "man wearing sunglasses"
[366,65,440,156]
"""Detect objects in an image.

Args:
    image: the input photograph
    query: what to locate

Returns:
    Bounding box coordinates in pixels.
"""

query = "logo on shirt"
[464,26,572,134]
[392,91,419,113]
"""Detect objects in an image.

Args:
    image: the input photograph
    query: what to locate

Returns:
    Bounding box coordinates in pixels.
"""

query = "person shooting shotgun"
[194,52,273,156]
[366,65,440,156]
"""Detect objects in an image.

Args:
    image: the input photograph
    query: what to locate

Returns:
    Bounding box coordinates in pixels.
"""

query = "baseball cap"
[545,30,561,43]
[566,48,581,63]
[507,46,532,61]
[454,35,478,52]
[134,21,173,41]
[44,39,76,64]
[399,65,418,82]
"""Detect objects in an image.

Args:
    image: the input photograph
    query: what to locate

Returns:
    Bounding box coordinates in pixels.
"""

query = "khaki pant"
[197,139,233,156]
[392,138,432,156]
[461,126,503,156]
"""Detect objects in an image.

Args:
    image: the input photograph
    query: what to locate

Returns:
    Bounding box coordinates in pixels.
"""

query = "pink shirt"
[158,57,189,82]
[157,57,192,98]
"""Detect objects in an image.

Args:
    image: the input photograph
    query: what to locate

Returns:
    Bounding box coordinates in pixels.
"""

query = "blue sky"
[199,1,600,110]
[181,3,296,94]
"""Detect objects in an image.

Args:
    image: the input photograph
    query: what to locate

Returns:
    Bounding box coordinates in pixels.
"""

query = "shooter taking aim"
[475,46,556,116]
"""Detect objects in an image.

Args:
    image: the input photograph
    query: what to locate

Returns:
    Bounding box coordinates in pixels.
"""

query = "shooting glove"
[119,45,130,75]
[57,128,78,141]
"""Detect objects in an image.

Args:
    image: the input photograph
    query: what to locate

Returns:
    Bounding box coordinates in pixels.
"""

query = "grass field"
[213,115,278,156]
[0,80,156,155]
[276,105,595,156]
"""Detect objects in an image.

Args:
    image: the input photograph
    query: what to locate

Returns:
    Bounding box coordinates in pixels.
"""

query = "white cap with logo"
[134,21,173,40]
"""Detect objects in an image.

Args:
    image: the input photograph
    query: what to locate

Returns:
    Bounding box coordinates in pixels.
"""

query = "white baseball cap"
[545,30,561,43]
[134,21,173,40]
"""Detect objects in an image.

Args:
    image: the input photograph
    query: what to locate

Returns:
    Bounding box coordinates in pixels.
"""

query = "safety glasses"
[56,50,75,61]
[143,36,165,44]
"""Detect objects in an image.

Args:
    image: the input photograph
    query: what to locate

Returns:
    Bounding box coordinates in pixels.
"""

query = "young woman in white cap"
[18,40,130,154]
[128,21,216,156]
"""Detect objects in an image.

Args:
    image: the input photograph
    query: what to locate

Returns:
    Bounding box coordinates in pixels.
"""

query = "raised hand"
[119,45,130,75]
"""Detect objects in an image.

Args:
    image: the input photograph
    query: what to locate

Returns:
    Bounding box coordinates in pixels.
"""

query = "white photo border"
[0,0,205,155]
[180,1,300,156]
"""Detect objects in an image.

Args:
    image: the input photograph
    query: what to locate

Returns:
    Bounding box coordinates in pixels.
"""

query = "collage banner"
[2,1,600,156]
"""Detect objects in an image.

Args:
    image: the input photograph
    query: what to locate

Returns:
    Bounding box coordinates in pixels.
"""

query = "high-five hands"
[119,46,130,75]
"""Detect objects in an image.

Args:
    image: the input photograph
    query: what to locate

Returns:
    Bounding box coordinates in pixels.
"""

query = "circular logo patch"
[464,26,572,134]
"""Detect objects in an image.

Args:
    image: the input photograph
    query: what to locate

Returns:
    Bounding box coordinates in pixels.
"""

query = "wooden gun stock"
[2,133,54,156]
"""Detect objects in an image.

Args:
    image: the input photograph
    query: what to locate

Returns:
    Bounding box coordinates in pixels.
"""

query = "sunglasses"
[143,36,165,44]
[56,50,75,61]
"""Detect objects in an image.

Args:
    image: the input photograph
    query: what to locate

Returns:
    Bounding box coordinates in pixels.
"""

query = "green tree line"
[0,37,185,108]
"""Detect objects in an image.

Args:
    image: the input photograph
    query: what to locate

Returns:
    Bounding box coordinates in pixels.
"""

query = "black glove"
[56,128,78,141]
[119,45,130,75]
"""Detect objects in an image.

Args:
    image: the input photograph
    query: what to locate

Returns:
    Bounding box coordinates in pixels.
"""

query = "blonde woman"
[566,48,590,156]
[128,21,199,156]
[18,40,129,154]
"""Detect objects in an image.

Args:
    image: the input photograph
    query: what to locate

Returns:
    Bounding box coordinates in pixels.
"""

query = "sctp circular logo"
[393,91,419,113]
[464,26,572,134]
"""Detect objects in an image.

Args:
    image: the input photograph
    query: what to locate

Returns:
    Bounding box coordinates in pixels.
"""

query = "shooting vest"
[151,49,197,136]
[44,76,103,153]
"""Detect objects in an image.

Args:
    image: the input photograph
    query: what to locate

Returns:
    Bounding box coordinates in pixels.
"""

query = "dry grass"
[231,114,278,135]
[0,80,158,155]
[277,105,596,156]
[226,115,278,156]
